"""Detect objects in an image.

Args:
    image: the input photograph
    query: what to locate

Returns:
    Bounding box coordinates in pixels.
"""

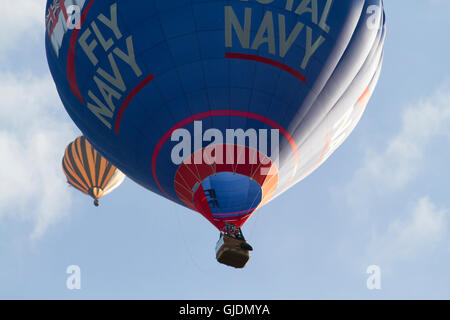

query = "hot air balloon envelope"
[62,136,125,206]
[47,0,385,229]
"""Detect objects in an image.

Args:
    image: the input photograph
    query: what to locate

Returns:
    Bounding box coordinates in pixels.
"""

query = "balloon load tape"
[215,234,251,269]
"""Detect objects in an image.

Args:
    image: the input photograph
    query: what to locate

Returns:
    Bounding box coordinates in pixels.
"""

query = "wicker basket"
[215,234,250,268]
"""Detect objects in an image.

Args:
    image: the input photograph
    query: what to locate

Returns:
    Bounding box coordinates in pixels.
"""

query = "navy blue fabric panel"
[203,173,262,216]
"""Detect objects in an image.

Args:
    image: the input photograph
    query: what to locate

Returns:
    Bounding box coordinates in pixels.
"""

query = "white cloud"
[345,84,450,207]
[366,196,447,264]
[0,72,76,238]
[0,0,45,54]
[339,83,450,266]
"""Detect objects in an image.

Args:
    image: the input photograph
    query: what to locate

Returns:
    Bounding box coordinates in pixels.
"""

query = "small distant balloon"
[62,136,125,206]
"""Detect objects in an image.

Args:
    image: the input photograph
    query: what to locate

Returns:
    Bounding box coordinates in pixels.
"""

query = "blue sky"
[1,0,450,299]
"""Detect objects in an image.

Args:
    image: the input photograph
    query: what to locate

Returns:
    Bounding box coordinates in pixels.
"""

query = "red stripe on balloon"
[151,111,299,200]
[212,207,257,216]
[66,0,95,104]
[114,74,155,134]
[225,52,307,83]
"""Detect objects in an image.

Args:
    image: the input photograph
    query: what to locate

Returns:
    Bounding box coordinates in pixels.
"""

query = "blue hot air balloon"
[46,0,385,267]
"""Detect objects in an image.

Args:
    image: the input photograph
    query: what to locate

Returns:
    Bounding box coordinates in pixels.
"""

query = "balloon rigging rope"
[175,206,216,275]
